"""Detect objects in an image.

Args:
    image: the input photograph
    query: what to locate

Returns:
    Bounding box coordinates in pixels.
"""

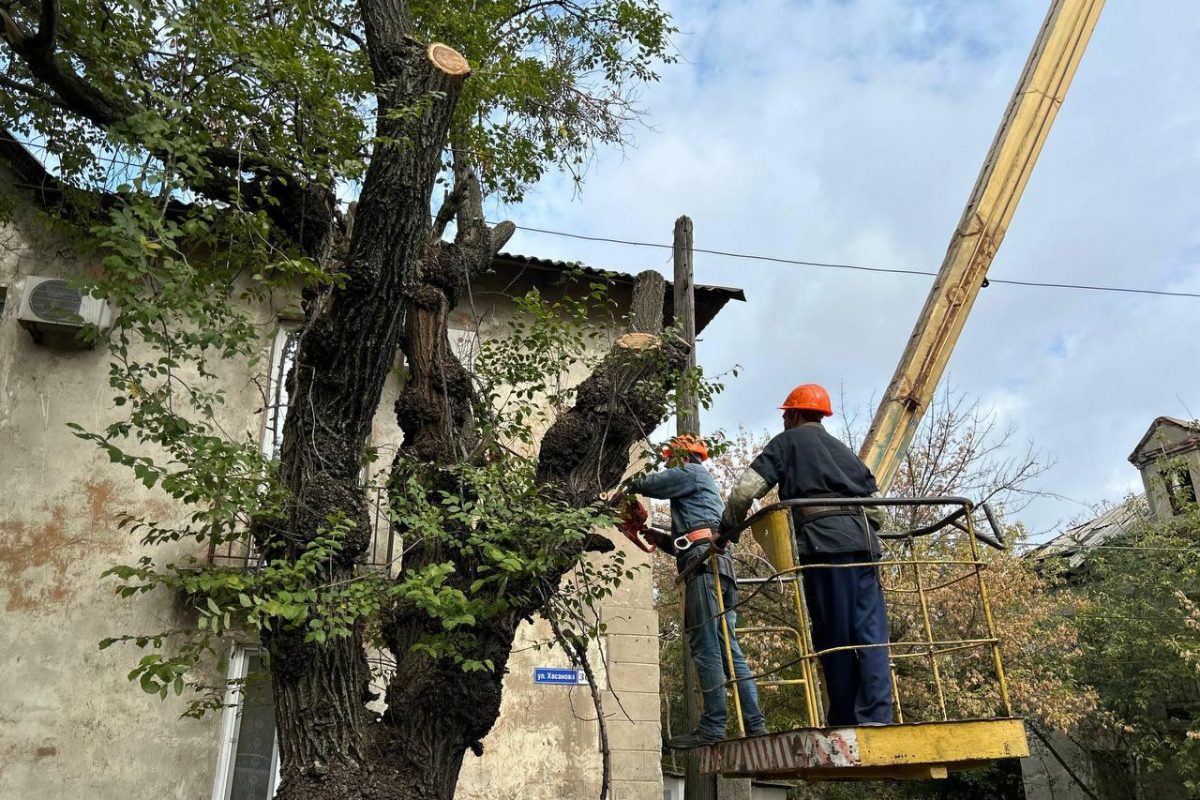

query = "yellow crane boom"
[860,0,1105,491]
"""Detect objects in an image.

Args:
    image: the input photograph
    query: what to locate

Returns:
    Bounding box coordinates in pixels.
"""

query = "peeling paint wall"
[0,208,243,799]
[0,201,661,800]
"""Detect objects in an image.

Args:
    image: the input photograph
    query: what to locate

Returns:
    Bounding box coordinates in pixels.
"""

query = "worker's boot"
[666,729,722,749]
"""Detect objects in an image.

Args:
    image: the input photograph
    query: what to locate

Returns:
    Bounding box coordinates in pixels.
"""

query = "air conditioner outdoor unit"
[17,276,115,348]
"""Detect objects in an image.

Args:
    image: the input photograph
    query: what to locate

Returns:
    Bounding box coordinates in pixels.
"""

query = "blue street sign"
[533,667,587,685]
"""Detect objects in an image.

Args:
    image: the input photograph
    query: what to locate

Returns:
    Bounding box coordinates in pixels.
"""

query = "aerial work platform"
[679,496,1030,782]
[699,719,1029,781]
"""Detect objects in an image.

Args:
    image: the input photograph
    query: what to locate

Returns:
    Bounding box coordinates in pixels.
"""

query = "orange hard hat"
[662,434,709,462]
[780,384,833,416]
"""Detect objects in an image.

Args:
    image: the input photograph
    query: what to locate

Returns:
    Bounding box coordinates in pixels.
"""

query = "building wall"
[1133,422,1200,521]
[0,203,660,799]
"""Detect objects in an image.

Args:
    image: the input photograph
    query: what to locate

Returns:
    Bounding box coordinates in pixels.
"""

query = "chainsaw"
[615,495,667,553]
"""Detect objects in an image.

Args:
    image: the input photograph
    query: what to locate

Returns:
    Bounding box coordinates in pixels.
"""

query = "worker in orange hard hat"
[661,433,709,461]
[778,383,834,417]
[620,434,767,748]
[717,383,894,727]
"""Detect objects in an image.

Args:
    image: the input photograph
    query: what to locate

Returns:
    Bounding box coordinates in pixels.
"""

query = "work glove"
[643,529,667,548]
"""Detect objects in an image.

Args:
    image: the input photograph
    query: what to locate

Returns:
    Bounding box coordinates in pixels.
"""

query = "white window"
[212,647,280,800]
[262,326,300,463]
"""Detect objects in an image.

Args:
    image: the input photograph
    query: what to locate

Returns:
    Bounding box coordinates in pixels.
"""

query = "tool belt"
[673,526,716,553]
[793,504,868,525]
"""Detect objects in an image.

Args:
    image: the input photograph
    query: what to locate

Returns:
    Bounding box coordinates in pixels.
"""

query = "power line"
[507,223,1200,300]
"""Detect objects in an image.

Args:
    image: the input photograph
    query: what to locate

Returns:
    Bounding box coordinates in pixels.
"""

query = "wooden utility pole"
[673,216,699,436]
[673,216,749,799]
[673,214,715,800]
[860,0,1105,491]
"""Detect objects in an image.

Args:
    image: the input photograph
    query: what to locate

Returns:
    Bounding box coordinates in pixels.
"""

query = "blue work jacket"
[629,463,735,581]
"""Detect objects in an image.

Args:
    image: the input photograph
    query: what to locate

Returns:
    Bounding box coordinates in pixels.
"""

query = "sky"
[494,0,1200,537]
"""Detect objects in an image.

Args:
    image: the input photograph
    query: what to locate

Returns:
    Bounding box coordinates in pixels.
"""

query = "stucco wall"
[0,210,251,798]
[0,205,660,799]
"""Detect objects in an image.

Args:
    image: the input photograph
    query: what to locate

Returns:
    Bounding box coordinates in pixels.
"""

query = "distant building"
[1129,417,1200,522]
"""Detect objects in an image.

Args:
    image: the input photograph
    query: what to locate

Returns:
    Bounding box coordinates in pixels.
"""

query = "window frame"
[1162,466,1198,515]
[211,645,280,800]
[261,324,300,463]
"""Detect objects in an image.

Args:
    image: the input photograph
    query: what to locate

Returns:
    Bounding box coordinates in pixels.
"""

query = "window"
[262,326,300,462]
[212,647,279,800]
[1163,467,1197,515]
[0,286,7,317]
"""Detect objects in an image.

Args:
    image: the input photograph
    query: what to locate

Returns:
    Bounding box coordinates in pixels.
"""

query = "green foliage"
[99,517,387,716]
[388,452,622,664]
[3,0,682,731]
[474,272,617,447]
[1,0,675,201]
[1072,498,1200,791]
[411,0,677,197]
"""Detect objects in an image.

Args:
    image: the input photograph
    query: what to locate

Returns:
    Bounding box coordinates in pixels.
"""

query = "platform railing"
[679,495,1012,734]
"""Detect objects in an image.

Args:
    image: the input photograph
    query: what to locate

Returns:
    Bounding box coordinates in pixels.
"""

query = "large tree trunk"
[263,28,471,799]
[254,6,686,796]
[371,270,687,800]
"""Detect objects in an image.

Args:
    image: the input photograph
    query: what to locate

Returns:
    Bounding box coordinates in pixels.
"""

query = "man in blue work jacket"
[625,434,767,748]
[718,384,894,727]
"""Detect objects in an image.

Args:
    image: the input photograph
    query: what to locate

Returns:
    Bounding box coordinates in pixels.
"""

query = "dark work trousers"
[800,551,894,726]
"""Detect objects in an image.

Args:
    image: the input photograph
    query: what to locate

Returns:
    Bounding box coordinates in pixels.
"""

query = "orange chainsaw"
[615,496,666,553]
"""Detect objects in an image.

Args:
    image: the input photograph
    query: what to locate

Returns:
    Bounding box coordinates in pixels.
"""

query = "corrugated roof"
[494,252,745,301]
[1027,495,1148,570]
[492,252,745,333]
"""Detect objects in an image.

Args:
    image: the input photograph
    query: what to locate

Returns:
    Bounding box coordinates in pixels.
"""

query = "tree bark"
[365,270,687,800]
[265,29,472,799]
[537,270,687,505]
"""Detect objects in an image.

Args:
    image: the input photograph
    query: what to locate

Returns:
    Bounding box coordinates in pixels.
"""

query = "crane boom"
[860,0,1105,492]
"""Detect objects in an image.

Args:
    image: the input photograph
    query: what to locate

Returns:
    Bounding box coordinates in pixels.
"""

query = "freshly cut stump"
[428,42,470,76]
[616,332,660,351]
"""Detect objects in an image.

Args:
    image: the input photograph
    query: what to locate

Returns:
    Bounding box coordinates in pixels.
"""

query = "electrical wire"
[504,223,1200,300]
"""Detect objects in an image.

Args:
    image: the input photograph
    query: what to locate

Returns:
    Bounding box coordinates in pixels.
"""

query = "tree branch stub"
[428,42,471,76]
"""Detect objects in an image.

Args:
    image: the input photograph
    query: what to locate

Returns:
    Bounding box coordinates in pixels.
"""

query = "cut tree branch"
[536,270,688,505]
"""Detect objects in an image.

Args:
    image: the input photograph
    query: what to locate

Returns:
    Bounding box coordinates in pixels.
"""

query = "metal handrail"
[731,495,1007,552]
[684,493,1014,729]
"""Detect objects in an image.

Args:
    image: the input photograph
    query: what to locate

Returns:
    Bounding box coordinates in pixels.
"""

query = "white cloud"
[501,0,1200,536]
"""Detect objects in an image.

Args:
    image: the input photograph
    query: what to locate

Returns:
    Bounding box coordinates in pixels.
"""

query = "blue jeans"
[684,571,767,738]
[801,552,894,726]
